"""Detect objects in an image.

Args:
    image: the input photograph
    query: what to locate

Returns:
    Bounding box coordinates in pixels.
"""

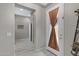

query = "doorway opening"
[15,4,35,55]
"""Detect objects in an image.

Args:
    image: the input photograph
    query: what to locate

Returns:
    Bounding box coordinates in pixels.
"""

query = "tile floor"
[15,38,55,56]
[15,48,55,56]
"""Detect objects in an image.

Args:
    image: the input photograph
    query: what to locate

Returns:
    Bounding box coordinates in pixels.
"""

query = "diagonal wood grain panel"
[48,7,59,51]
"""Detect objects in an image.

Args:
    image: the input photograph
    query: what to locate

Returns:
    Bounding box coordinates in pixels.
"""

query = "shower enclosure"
[15,4,35,55]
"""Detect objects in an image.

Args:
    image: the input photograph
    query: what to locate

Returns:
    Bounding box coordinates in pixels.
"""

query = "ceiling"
[35,3,52,7]
[39,3,49,6]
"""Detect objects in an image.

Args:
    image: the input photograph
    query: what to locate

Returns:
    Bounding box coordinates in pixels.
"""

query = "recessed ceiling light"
[20,9,23,11]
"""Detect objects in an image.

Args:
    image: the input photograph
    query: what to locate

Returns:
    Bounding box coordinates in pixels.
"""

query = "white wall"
[18,3,46,49]
[0,3,15,55]
[15,15,30,39]
[64,3,79,56]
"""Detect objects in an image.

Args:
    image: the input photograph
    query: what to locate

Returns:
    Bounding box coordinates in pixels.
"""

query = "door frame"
[15,3,36,51]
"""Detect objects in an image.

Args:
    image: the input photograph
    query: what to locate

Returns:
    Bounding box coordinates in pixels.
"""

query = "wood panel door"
[46,4,64,56]
[48,7,59,51]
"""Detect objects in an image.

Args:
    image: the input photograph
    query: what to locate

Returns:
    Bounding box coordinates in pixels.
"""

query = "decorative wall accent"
[48,7,59,51]
[17,25,24,29]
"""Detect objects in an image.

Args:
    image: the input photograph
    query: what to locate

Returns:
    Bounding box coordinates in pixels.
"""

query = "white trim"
[29,22,31,41]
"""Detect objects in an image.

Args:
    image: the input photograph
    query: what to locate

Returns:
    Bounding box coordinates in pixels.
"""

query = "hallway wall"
[64,3,79,56]
[0,3,15,55]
